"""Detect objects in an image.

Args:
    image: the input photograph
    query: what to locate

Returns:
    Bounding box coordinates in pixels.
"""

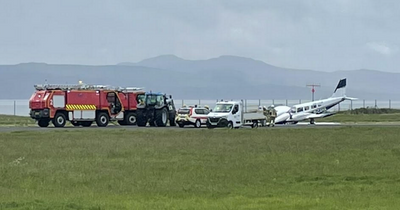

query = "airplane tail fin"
[330,78,347,98]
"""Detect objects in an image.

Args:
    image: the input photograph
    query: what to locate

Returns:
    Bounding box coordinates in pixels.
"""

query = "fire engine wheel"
[52,113,66,127]
[195,119,201,128]
[96,112,109,127]
[125,112,137,125]
[155,108,168,127]
[38,119,50,127]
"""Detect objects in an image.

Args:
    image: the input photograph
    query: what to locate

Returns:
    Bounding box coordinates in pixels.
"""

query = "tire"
[38,119,49,127]
[136,109,147,127]
[81,121,93,127]
[206,120,215,129]
[96,112,109,127]
[155,108,168,127]
[194,119,201,128]
[251,121,258,128]
[125,112,137,125]
[178,124,184,128]
[53,112,66,127]
[227,121,233,129]
[169,111,176,126]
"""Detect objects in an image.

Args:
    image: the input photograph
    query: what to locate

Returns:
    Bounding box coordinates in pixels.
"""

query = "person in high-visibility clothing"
[269,104,277,127]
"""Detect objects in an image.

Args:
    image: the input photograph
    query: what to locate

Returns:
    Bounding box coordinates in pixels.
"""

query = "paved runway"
[1,122,400,133]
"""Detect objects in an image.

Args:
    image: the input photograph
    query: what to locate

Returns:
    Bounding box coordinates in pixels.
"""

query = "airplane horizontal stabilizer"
[344,96,358,101]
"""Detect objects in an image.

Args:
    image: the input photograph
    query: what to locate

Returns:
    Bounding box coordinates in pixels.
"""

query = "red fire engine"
[29,83,145,127]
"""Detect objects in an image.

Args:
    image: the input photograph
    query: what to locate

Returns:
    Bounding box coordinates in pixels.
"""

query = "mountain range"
[0,55,399,100]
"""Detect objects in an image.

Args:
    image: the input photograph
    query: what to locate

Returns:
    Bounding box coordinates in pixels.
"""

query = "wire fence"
[1,99,399,117]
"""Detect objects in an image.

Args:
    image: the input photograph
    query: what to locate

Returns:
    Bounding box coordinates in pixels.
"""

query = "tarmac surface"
[1,122,400,133]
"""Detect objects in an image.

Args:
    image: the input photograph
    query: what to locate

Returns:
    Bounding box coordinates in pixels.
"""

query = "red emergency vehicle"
[29,83,145,127]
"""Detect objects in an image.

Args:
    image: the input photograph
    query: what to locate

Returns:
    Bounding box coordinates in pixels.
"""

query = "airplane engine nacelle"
[275,113,290,124]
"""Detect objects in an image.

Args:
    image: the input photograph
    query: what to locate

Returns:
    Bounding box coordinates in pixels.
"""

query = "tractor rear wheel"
[155,108,168,127]
[136,109,147,127]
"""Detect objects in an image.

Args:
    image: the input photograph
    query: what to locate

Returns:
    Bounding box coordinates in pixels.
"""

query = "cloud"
[366,42,398,55]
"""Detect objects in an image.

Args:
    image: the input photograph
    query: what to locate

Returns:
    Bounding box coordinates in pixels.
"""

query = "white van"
[206,100,266,129]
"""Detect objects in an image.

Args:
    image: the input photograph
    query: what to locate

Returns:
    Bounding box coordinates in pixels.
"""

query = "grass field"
[1,127,400,209]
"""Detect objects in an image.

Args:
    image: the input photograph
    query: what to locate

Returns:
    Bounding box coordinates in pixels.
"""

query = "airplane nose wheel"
[310,119,315,125]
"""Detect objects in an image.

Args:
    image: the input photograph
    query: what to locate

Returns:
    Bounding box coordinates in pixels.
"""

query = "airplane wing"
[304,111,336,119]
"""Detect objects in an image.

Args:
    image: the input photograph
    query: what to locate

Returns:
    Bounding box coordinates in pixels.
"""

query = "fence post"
[375,99,377,108]
[350,100,353,110]
[389,99,391,109]
[363,100,365,108]
[258,99,260,106]
[199,99,201,105]
[14,100,16,116]
[286,99,288,106]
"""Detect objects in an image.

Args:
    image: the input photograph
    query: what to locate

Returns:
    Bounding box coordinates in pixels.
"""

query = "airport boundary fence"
[1,99,400,117]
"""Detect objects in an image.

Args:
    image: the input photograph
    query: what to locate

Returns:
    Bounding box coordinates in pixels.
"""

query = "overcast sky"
[1,0,399,72]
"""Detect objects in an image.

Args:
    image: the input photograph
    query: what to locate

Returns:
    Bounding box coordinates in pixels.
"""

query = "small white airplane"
[269,78,357,125]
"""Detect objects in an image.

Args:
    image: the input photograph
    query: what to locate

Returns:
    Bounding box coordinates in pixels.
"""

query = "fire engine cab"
[29,82,145,127]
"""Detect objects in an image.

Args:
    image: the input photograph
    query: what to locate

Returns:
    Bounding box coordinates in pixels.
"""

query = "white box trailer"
[206,100,267,129]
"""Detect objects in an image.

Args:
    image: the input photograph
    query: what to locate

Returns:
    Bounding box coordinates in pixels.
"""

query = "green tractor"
[136,92,177,127]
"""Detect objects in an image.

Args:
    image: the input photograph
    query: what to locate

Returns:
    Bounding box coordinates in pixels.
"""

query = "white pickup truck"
[206,100,267,129]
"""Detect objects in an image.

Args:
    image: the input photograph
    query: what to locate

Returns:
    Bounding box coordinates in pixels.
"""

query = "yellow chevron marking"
[66,104,96,110]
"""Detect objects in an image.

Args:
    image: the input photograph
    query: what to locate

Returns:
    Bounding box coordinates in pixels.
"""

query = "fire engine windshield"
[212,104,233,113]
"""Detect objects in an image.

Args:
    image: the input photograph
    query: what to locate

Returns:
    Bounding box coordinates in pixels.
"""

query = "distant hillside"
[0,55,399,100]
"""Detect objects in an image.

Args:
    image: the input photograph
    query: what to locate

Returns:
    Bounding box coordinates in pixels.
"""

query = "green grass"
[1,127,400,209]
[318,109,400,123]
[0,115,36,126]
